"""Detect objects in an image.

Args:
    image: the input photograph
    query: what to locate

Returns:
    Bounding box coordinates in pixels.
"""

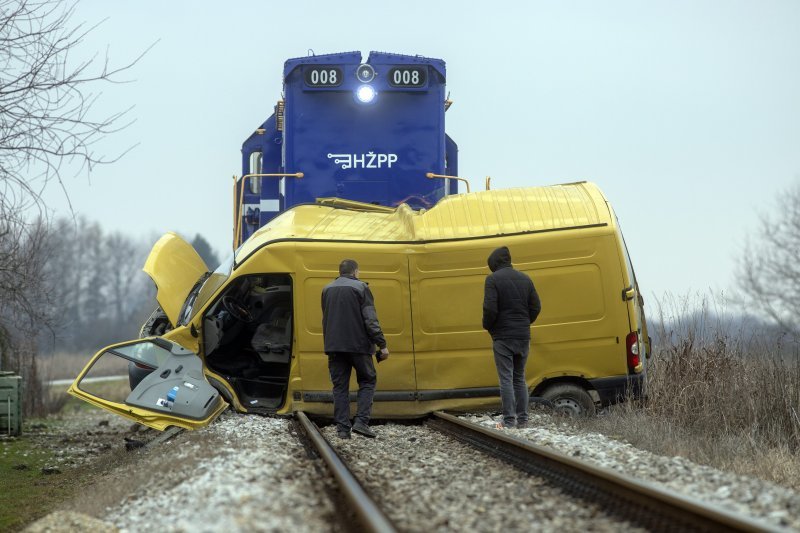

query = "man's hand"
[377,347,390,362]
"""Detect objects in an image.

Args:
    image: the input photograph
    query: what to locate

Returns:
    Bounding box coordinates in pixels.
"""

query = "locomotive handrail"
[233,172,304,249]
[426,172,470,194]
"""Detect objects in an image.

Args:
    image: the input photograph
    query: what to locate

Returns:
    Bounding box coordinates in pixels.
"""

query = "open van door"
[68,338,227,431]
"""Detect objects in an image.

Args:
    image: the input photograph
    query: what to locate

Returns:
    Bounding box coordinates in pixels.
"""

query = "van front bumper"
[589,373,645,406]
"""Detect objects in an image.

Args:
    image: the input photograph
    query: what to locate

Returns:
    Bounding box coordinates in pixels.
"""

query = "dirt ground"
[0,400,158,532]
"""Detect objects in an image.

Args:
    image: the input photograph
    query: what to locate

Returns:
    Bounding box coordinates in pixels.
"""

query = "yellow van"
[69,181,649,430]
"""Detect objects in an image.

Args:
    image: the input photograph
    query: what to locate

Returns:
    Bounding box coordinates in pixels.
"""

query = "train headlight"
[356,85,376,104]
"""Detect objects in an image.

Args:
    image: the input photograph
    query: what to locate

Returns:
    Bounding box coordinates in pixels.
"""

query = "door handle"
[621,286,635,301]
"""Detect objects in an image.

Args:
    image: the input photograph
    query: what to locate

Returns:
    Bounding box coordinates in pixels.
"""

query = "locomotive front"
[236,51,459,246]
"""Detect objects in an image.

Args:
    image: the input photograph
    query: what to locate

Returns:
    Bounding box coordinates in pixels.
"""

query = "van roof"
[237,181,613,260]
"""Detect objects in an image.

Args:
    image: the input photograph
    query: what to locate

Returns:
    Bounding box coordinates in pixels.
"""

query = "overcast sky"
[41,0,800,301]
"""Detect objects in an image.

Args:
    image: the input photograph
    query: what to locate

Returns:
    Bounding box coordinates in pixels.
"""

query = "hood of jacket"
[487,246,512,272]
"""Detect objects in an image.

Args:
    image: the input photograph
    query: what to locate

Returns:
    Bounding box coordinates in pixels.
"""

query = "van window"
[249,151,262,194]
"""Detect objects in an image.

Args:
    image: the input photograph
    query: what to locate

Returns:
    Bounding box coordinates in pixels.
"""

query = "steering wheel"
[221,295,254,323]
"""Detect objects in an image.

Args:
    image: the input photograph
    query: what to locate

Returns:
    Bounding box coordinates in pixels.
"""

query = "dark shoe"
[337,430,351,439]
[352,422,376,438]
[516,421,528,429]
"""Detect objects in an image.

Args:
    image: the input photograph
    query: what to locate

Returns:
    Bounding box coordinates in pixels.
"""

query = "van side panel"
[410,244,496,390]
[411,228,630,394]
[293,243,416,394]
[520,231,630,385]
[231,222,634,414]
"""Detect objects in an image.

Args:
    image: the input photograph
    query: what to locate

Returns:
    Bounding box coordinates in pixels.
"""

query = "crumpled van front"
[143,232,209,326]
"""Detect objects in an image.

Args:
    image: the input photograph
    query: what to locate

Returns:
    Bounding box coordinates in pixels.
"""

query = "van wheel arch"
[536,381,597,417]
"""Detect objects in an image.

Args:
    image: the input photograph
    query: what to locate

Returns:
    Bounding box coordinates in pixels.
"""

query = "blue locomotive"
[235,51,459,246]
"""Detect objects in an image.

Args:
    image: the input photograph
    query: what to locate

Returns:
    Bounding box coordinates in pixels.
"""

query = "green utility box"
[0,371,23,436]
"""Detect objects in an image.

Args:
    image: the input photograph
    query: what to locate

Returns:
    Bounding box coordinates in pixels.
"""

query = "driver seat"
[251,307,292,364]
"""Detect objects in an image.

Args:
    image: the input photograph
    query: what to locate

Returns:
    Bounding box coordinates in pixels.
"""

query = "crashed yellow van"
[68,181,649,430]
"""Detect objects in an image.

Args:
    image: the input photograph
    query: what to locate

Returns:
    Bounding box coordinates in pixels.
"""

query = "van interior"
[203,274,292,411]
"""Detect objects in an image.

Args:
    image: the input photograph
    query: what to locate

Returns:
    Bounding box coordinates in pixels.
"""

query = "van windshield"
[179,253,234,325]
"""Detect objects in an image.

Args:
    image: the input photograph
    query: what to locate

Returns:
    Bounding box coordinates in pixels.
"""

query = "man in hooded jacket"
[482,246,542,428]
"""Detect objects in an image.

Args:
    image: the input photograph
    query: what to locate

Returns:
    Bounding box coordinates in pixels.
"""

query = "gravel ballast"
[31,409,799,532]
[103,413,338,532]
[321,423,643,532]
[461,412,800,531]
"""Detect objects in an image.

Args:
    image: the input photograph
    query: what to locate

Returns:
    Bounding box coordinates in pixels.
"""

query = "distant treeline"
[646,294,799,359]
[37,217,219,355]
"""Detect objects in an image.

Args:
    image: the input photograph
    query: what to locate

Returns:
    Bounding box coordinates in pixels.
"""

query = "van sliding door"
[409,246,497,394]
[295,245,417,399]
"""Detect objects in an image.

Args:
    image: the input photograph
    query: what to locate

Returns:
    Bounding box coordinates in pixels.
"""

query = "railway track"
[296,411,398,533]
[297,411,779,533]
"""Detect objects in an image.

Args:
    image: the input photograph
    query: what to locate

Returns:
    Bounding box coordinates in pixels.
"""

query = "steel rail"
[429,411,779,533]
[296,412,397,533]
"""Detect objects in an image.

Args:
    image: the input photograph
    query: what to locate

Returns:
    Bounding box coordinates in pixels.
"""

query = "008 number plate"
[388,67,426,88]
[304,67,343,87]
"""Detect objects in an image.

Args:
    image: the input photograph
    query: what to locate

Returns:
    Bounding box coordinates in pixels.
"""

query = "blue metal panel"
[282,51,447,210]
[239,114,282,243]
[445,133,459,194]
[283,51,363,79]
[238,51,458,244]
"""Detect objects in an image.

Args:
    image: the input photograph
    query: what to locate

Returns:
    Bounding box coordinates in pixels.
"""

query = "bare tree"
[0,0,147,375]
[37,216,155,353]
[0,0,149,206]
[0,207,51,369]
[104,230,149,324]
[738,179,800,335]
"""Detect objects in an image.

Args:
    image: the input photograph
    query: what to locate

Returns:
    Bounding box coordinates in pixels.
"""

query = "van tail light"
[626,331,641,371]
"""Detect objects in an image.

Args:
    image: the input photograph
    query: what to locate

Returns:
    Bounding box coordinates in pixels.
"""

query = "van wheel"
[541,384,596,417]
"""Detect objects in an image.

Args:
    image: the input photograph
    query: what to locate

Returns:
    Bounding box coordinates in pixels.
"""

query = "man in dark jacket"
[322,259,390,439]
[482,246,541,428]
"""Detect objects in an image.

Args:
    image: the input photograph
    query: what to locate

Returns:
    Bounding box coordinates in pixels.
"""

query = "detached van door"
[68,338,228,431]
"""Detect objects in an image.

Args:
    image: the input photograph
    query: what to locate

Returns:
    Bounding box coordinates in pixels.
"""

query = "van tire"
[541,384,596,417]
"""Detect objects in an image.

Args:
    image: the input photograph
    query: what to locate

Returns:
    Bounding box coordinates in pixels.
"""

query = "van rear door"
[617,225,648,366]
[68,338,228,431]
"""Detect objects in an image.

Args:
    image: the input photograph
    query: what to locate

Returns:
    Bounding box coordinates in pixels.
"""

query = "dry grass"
[2,351,118,418]
[38,351,100,381]
[577,296,800,489]
[35,352,104,416]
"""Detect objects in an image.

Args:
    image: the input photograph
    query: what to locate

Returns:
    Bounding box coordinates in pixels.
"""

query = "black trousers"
[493,338,530,427]
[327,352,377,432]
